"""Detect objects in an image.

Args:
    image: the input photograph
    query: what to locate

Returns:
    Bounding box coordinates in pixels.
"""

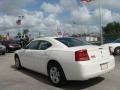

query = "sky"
[0,0,120,37]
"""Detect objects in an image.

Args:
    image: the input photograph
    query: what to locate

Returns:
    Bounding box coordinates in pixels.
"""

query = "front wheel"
[48,63,66,87]
[15,56,22,69]
[114,47,120,55]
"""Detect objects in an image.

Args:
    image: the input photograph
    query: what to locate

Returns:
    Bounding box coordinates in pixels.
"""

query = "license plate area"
[100,63,108,70]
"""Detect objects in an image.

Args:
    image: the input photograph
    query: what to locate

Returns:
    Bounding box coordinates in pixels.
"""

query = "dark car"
[2,40,21,52]
[0,42,6,55]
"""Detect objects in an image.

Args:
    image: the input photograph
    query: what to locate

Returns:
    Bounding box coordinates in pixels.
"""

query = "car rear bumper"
[63,56,115,80]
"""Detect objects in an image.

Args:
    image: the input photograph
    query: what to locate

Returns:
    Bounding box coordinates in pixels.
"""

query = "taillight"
[75,49,89,61]
[109,47,112,55]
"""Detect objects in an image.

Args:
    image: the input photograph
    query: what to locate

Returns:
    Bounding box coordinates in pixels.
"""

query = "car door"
[31,40,52,74]
[21,40,40,70]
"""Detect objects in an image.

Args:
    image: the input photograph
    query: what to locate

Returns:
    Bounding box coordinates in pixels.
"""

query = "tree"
[23,29,29,35]
[103,22,120,35]
[17,32,21,36]
[103,22,120,42]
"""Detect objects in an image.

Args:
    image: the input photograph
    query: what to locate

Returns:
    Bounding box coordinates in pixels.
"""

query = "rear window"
[55,37,90,47]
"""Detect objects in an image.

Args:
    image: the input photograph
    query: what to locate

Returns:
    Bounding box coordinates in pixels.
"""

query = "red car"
[2,40,21,52]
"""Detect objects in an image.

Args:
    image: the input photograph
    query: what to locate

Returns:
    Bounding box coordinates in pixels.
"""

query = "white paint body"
[103,43,120,53]
[15,37,115,80]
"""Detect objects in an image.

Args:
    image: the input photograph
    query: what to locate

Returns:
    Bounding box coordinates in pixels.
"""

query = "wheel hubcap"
[50,67,60,84]
[15,58,19,68]
[116,49,120,54]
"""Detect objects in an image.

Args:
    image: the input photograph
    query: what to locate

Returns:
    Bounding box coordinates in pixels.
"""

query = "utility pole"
[99,0,103,45]
[16,15,24,47]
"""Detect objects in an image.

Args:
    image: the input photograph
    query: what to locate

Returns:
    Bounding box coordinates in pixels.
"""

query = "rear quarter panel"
[47,48,75,63]
[46,48,76,78]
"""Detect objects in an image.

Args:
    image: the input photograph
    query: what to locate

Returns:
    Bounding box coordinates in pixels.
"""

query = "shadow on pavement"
[11,65,104,89]
[61,77,104,90]
[11,65,51,85]
[115,56,120,61]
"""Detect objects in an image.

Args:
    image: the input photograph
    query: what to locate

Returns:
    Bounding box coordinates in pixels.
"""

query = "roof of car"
[34,36,69,40]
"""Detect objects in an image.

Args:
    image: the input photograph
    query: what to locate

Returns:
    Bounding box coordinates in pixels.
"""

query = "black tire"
[2,52,5,55]
[47,62,66,87]
[114,47,120,55]
[15,55,22,69]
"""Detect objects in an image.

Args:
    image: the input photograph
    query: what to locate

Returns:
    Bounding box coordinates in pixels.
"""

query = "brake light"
[75,49,89,61]
[109,47,112,55]
[9,45,14,48]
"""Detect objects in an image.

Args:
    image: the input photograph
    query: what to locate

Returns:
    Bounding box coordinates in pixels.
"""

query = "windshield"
[55,37,91,47]
[113,39,120,43]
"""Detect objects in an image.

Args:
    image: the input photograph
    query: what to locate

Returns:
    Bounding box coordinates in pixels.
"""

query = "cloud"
[59,23,99,35]
[60,0,78,11]
[0,10,44,32]
[112,13,120,22]
[71,6,91,23]
[0,0,36,14]
[44,14,60,28]
[0,0,120,36]
[41,2,62,14]
[0,8,119,36]
[0,15,16,28]
[21,9,44,27]
[92,8,113,24]
[89,0,120,10]
[0,9,62,36]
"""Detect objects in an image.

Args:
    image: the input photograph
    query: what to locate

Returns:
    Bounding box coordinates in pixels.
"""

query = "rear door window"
[26,40,40,50]
[38,40,52,50]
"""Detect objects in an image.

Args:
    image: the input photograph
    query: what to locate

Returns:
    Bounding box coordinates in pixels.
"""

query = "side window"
[38,41,52,50]
[26,40,39,50]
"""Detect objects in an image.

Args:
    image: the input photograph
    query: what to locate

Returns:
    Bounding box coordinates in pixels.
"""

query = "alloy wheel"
[49,67,60,84]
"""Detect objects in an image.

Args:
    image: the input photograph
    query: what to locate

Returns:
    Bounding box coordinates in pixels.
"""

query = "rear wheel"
[15,56,22,69]
[114,47,120,55]
[48,62,66,86]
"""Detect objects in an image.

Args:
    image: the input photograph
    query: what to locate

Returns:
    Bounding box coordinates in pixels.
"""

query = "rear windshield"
[55,37,90,47]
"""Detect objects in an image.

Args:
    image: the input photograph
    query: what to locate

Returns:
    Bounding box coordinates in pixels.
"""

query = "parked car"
[2,40,21,52]
[14,37,115,86]
[0,42,6,55]
[103,38,120,55]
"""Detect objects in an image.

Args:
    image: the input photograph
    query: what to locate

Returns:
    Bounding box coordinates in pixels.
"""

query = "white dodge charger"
[14,37,115,86]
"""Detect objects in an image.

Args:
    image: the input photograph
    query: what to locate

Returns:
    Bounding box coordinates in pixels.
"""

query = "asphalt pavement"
[0,53,120,90]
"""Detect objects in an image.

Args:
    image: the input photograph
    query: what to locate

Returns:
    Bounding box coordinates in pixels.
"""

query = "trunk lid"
[70,45,111,62]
